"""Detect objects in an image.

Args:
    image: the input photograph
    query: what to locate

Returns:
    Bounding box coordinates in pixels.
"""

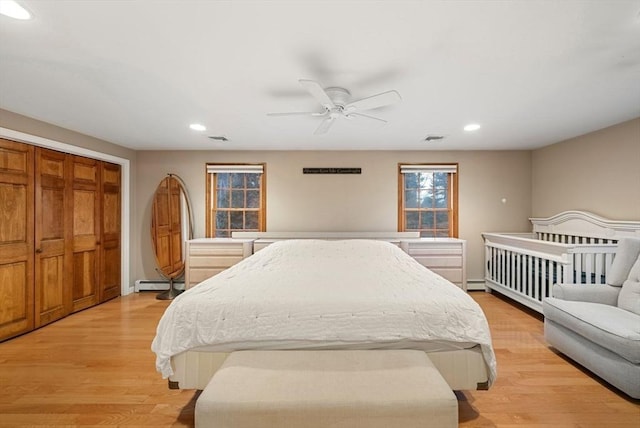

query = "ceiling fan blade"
[299,79,336,110]
[314,116,335,135]
[267,111,326,117]
[346,112,387,125]
[345,90,401,111]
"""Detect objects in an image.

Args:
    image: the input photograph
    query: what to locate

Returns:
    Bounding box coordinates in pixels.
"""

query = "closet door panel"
[71,156,100,312]
[0,139,34,341]
[35,148,72,327]
[100,162,121,302]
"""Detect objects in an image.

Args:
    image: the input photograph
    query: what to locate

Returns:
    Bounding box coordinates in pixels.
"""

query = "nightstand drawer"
[185,239,254,288]
[412,255,462,268]
[189,268,228,285]
[430,268,463,284]
[188,255,244,268]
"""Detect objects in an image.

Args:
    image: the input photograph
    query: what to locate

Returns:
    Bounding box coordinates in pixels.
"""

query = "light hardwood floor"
[0,291,638,427]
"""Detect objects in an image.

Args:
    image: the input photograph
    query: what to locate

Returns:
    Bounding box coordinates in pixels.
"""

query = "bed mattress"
[151,239,497,385]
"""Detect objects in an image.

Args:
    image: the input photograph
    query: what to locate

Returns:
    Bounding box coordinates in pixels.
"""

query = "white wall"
[532,117,640,220]
[136,150,532,282]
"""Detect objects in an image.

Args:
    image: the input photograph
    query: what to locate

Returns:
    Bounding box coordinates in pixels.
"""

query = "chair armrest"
[551,283,620,305]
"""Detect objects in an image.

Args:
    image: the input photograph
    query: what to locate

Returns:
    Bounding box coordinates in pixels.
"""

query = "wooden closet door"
[99,162,121,302]
[71,156,100,312]
[34,148,72,327]
[0,139,34,341]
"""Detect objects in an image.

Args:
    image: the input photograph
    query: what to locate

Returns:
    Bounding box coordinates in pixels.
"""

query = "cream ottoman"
[195,349,458,428]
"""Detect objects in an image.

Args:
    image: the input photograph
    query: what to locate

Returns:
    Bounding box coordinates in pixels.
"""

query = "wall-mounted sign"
[303,168,361,174]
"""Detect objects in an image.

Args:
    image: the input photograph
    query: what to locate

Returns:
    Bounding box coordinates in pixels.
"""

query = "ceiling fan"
[267,79,401,135]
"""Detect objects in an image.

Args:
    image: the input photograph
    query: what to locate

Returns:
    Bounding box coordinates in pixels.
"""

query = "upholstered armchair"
[543,238,640,399]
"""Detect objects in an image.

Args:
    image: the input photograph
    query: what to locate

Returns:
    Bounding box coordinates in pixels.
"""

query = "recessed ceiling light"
[0,0,31,20]
[464,123,481,132]
[189,123,206,131]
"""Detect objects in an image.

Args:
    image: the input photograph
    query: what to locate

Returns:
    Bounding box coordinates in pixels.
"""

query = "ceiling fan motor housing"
[324,87,351,107]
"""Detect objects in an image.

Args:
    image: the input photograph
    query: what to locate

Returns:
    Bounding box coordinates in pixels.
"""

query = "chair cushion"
[608,239,640,286]
[618,256,640,315]
[544,298,640,364]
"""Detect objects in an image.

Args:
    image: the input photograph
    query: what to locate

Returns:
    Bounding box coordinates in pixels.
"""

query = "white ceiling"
[1,1,639,151]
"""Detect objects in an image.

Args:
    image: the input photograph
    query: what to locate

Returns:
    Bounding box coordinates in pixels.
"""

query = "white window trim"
[400,164,458,174]
[206,164,264,174]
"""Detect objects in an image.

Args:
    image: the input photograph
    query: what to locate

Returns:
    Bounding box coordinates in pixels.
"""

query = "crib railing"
[483,233,617,313]
[535,232,617,245]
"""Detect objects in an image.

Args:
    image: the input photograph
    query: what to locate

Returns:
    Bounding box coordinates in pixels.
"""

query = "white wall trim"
[0,127,132,296]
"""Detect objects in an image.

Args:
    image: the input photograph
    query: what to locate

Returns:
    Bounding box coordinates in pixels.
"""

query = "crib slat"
[509,251,516,289]
[595,253,604,284]
[527,255,533,297]
[516,254,521,293]
[585,253,594,284]
[540,258,547,301]
[574,254,582,283]
[533,257,539,301]
[500,249,504,286]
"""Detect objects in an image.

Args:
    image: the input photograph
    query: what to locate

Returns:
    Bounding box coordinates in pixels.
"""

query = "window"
[398,164,458,237]
[206,164,265,237]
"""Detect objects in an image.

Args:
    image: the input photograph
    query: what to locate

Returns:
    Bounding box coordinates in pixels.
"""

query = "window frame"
[205,163,266,237]
[397,163,459,238]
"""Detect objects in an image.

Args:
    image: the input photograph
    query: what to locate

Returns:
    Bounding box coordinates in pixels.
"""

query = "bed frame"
[168,231,488,391]
[483,211,640,313]
[169,347,489,391]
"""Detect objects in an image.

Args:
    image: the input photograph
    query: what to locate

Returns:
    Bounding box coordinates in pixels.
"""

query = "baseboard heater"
[466,279,486,292]
[134,279,185,292]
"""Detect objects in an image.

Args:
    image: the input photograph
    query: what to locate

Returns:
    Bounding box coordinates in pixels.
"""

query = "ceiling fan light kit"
[268,79,401,135]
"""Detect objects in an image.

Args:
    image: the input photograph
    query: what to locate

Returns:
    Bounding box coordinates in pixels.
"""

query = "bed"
[152,238,496,391]
[483,211,640,313]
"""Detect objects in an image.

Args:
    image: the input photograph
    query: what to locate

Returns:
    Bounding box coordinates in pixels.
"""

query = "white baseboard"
[134,279,185,292]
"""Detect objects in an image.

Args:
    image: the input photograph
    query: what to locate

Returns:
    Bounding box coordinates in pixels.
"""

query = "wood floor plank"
[0,290,638,427]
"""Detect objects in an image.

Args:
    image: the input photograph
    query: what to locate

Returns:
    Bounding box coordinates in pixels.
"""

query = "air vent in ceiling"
[208,136,229,142]
[424,135,445,142]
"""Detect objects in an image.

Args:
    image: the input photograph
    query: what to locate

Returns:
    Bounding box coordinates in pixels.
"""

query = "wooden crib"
[483,211,640,313]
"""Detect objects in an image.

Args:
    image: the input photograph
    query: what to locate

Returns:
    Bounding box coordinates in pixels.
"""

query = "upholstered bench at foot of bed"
[195,349,458,428]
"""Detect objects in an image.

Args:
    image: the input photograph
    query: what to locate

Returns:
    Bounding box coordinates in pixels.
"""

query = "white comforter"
[151,239,497,385]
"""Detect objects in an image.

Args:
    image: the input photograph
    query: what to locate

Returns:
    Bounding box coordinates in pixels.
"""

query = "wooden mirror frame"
[151,174,193,300]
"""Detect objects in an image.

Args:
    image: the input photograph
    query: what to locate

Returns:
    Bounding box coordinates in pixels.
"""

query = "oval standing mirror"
[151,174,193,300]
